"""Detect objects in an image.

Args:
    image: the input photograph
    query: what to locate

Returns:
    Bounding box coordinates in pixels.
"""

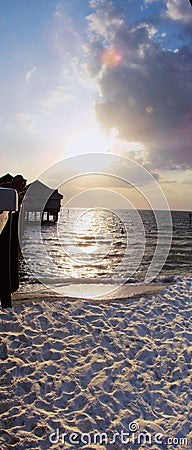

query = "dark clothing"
[0,173,27,307]
[0,213,12,308]
[0,212,19,308]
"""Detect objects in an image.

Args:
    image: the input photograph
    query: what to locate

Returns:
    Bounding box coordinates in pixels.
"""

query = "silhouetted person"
[0,174,27,308]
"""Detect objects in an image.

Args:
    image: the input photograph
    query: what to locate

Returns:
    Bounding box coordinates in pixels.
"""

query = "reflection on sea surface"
[19,209,192,293]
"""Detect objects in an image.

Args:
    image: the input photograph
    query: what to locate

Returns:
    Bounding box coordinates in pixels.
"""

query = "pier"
[22,180,63,224]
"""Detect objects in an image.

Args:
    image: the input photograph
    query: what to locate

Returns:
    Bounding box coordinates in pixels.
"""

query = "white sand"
[0,278,191,449]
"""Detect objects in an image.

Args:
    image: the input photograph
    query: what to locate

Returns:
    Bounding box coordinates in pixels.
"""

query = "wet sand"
[12,282,166,304]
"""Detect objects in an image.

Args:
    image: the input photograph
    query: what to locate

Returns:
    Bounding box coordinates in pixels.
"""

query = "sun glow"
[101,47,122,68]
[63,124,145,172]
[65,125,110,158]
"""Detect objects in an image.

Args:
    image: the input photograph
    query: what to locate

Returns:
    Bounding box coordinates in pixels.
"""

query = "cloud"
[16,112,38,127]
[85,1,192,170]
[87,3,123,40]
[42,86,75,109]
[160,169,192,185]
[143,130,192,171]
[165,0,192,24]
[144,1,192,25]
[25,66,37,83]
[84,0,124,75]
[51,3,83,59]
[96,44,192,169]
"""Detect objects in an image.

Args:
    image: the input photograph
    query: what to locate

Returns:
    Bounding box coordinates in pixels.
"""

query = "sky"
[0,0,192,210]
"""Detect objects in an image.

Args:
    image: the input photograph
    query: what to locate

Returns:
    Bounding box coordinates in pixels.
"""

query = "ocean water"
[19,209,192,294]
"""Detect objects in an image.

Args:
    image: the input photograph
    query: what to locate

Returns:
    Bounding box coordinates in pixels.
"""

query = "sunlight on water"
[57,208,128,281]
[20,209,192,294]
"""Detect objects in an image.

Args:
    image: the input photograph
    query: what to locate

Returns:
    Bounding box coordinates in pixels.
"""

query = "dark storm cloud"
[96,43,192,168]
[87,0,192,170]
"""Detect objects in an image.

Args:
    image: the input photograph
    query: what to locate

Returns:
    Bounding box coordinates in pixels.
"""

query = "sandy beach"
[0,278,191,449]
